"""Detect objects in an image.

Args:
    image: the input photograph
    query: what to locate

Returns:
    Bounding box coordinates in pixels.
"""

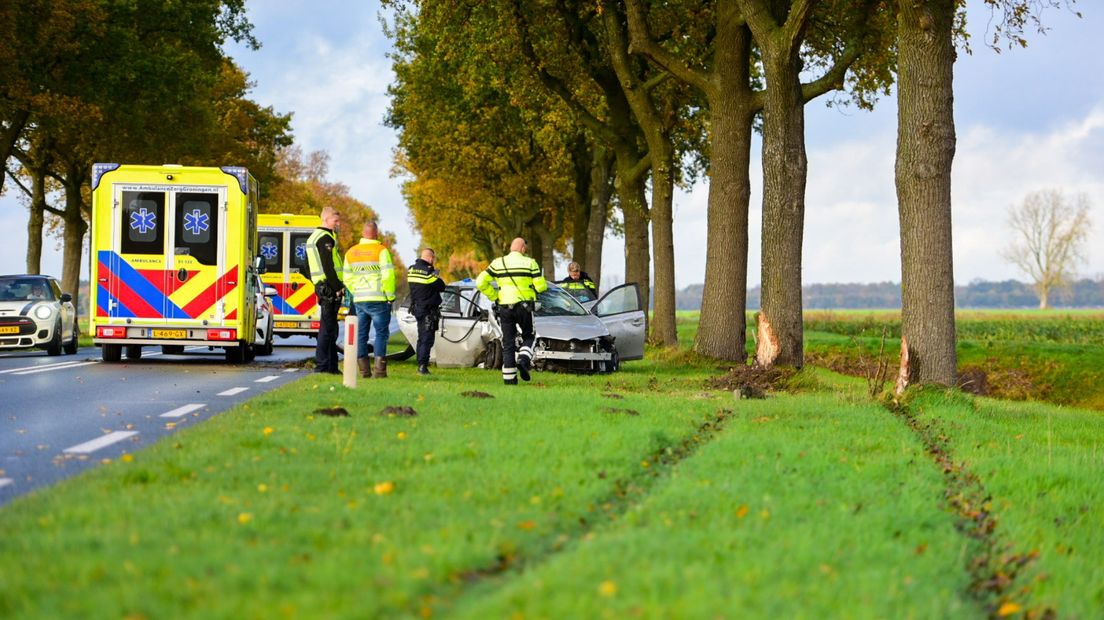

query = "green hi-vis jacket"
[476,251,548,305]
[305,227,343,287]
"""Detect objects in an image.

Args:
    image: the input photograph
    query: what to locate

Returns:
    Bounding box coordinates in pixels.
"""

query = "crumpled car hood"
[534,314,610,341]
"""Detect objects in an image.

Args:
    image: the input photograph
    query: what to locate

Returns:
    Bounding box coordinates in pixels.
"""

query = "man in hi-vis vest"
[343,220,396,378]
[305,206,343,374]
[475,237,548,385]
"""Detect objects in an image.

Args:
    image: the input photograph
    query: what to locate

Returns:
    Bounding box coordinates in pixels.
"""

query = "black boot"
[418,364,430,375]
[517,356,531,382]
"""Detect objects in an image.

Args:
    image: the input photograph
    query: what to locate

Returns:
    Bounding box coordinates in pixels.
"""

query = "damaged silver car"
[395,280,645,373]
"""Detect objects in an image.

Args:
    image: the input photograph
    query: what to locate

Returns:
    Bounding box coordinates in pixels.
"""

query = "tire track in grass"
[417,406,735,616]
[888,396,1054,619]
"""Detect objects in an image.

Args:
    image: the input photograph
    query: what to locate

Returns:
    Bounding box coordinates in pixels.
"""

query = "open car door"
[593,283,646,361]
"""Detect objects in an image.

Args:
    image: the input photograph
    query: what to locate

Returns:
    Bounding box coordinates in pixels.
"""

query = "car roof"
[0,274,53,281]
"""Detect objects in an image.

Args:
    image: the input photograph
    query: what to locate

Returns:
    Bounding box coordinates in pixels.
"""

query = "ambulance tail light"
[207,328,238,341]
[97,326,127,338]
[310,321,320,330]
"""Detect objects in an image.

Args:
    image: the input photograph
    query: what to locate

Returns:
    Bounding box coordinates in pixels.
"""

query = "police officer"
[305,206,343,374]
[475,237,548,385]
[343,220,396,378]
[407,248,446,376]
[557,261,598,302]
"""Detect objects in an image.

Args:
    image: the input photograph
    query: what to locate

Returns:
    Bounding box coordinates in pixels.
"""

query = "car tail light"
[97,326,127,338]
[207,328,237,341]
[310,321,320,329]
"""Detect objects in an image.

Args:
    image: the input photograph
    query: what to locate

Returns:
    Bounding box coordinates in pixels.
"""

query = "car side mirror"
[60,293,72,303]
[254,255,266,274]
[264,286,278,297]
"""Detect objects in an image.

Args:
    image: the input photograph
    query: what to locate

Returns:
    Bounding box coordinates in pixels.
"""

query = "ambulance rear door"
[105,184,226,330]
[286,230,317,318]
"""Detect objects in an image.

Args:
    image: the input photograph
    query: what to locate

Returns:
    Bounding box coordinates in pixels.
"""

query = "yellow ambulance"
[88,163,262,363]
[257,213,320,338]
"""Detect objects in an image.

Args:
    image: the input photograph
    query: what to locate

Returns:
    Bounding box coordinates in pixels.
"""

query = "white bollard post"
[343,314,358,389]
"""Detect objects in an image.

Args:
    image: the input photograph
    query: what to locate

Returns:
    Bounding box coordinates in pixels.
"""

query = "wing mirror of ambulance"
[264,286,278,297]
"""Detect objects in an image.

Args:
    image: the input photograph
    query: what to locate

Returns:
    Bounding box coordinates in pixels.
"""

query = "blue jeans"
[354,301,391,360]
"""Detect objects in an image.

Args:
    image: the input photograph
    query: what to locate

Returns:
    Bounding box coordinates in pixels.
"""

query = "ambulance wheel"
[125,345,143,360]
[64,318,79,355]
[226,345,245,364]
[162,345,185,355]
[45,320,63,356]
[102,343,122,362]
[243,343,256,362]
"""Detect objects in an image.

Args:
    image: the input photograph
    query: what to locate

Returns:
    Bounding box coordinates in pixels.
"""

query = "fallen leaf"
[598,580,617,598]
[375,481,395,495]
[997,602,1021,617]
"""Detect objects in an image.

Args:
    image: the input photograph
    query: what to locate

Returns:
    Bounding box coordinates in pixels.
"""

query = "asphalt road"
[0,338,318,507]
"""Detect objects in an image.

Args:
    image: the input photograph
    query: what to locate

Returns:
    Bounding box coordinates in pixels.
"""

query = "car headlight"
[34,305,54,320]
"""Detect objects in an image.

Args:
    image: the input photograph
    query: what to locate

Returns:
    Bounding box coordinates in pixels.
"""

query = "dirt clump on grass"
[602,407,640,416]
[314,406,349,417]
[707,365,797,399]
[461,391,494,399]
[379,405,418,417]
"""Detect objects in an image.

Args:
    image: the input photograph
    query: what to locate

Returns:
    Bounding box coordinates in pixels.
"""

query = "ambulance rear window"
[259,233,282,271]
[122,192,164,255]
[175,193,219,265]
[290,233,311,273]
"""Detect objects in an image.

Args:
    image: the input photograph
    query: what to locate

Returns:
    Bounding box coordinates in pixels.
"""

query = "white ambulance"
[88,163,262,362]
[257,213,320,338]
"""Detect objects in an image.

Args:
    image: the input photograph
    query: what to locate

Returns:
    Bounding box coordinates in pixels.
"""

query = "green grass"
[4,314,1104,617]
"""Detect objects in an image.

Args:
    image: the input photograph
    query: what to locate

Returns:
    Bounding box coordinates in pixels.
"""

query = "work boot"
[372,357,388,379]
[358,357,371,378]
[418,364,430,375]
[517,356,531,382]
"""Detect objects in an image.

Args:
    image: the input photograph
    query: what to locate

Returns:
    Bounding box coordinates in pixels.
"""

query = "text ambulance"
[89,163,262,363]
[257,213,320,338]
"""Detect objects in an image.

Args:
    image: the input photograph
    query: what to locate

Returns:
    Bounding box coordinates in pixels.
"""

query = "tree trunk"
[585,146,614,289]
[570,135,593,271]
[1038,286,1049,309]
[617,155,651,312]
[60,162,89,300]
[895,0,957,392]
[756,36,807,368]
[695,12,754,362]
[26,167,47,274]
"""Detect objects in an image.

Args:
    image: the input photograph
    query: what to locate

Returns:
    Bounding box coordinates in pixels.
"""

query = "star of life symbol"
[129,207,157,234]
[295,243,307,261]
[183,209,210,236]
[261,241,279,260]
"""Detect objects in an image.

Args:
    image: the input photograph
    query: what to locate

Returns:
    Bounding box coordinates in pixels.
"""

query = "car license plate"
[152,329,187,339]
[0,326,18,335]
[274,321,298,328]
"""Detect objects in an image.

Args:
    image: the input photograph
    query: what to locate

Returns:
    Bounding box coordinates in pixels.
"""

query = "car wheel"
[102,343,122,362]
[44,319,63,356]
[226,344,245,363]
[63,318,79,355]
[258,327,274,356]
[609,350,620,373]
[125,345,143,360]
[162,345,185,355]
[481,340,502,370]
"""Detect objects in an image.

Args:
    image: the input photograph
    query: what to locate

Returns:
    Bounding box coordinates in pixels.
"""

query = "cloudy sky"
[2,1,1101,290]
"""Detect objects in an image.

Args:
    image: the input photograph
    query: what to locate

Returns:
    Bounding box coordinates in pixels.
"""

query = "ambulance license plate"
[274,321,298,329]
[0,326,19,335]
[153,329,187,339]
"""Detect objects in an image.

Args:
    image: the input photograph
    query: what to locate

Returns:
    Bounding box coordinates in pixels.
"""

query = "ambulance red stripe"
[98,260,162,318]
[181,267,240,318]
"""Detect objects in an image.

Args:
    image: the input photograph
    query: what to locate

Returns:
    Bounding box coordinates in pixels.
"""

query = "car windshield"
[536,287,588,317]
[0,277,55,302]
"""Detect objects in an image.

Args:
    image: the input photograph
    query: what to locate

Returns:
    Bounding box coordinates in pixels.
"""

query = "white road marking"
[11,361,99,376]
[160,403,207,418]
[255,375,280,383]
[283,368,298,373]
[0,478,12,489]
[0,360,93,375]
[64,431,138,454]
[218,387,249,396]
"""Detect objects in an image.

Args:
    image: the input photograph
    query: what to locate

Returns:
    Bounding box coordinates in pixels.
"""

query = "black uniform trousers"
[414,309,439,366]
[315,296,341,372]
[499,303,534,379]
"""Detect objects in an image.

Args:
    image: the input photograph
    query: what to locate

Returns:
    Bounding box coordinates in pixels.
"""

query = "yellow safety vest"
[476,251,548,305]
[305,228,343,285]
[343,239,396,302]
